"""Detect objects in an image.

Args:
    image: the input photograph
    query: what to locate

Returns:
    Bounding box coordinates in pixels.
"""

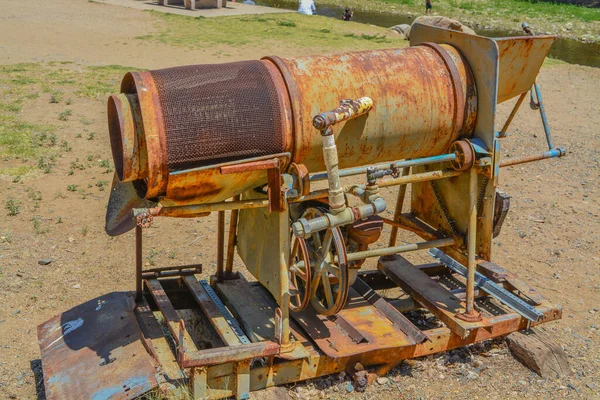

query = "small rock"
[337,371,346,381]
[345,381,354,393]
[38,259,52,265]
[12,310,20,315]
[354,362,365,371]
[392,375,402,383]
[587,383,597,390]
[367,372,378,386]
[567,383,578,391]
[72,284,81,289]
[376,377,389,385]
[353,370,368,392]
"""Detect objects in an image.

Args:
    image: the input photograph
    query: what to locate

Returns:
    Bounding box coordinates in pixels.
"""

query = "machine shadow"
[30,359,46,400]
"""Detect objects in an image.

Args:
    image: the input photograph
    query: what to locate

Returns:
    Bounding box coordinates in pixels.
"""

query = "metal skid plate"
[37,292,159,400]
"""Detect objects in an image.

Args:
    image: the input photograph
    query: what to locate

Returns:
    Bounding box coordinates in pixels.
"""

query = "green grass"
[0,62,138,177]
[136,12,408,52]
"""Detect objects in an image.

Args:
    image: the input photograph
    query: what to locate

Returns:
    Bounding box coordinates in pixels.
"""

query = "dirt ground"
[1,0,599,399]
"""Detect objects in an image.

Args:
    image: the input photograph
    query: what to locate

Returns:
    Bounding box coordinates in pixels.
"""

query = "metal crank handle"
[312,97,374,130]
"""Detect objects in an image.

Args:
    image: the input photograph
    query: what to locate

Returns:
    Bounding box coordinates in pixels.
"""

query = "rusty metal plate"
[292,288,413,359]
[105,172,153,236]
[38,292,159,400]
[495,35,556,103]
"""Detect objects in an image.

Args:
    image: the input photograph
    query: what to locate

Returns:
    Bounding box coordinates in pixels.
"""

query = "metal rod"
[429,249,544,322]
[378,169,462,188]
[466,168,478,315]
[135,225,142,302]
[141,198,270,217]
[310,153,457,182]
[498,91,527,138]
[217,211,225,281]
[225,195,240,275]
[500,148,565,168]
[135,169,463,219]
[389,166,411,246]
[345,238,454,263]
[533,82,555,150]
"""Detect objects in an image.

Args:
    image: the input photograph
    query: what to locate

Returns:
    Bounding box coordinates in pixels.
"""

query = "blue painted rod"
[500,148,566,168]
[310,153,457,182]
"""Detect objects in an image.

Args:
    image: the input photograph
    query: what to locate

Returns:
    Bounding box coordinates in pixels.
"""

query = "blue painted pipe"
[309,153,457,181]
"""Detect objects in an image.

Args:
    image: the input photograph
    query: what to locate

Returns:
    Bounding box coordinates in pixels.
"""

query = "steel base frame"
[131,262,561,400]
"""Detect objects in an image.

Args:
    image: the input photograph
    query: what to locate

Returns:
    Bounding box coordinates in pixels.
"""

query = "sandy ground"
[0,0,296,68]
[96,0,289,17]
[1,0,599,399]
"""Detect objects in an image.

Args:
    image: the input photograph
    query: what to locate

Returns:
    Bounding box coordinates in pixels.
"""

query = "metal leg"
[458,168,482,321]
[217,211,225,281]
[277,209,291,347]
[498,91,527,138]
[235,361,251,400]
[191,367,208,399]
[136,226,143,302]
[225,195,241,277]
[533,82,555,150]
[388,166,411,246]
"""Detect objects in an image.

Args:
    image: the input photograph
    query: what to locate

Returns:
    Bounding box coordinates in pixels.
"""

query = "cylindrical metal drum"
[107,44,477,202]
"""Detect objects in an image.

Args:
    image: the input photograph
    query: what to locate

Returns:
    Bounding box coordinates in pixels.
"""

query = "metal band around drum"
[418,42,466,145]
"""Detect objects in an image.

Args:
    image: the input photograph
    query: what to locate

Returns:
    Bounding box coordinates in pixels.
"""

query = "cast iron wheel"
[299,207,349,316]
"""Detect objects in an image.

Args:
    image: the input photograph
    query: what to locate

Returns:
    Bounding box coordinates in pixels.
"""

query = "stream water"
[255,0,600,67]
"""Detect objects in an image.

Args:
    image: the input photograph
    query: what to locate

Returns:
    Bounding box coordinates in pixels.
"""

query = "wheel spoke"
[321,270,334,309]
[320,230,333,260]
[289,239,299,264]
[311,231,322,252]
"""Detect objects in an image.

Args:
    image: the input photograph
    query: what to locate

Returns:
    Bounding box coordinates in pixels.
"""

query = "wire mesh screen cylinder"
[107,44,476,201]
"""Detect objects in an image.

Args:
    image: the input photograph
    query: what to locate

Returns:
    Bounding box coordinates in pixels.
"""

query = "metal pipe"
[321,128,345,212]
[498,91,527,138]
[310,153,457,182]
[135,225,142,302]
[389,166,411,246]
[345,238,454,263]
[533,82,555,150]
[292,197,386,238]
[378,169,462,188]
[216,211,225,281]
[465,168,478,315]
[500,148,565,168]
[225,195,241,275]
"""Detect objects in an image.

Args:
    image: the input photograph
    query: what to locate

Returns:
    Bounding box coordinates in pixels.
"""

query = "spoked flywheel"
[297,207,349,316]
[288,233,312,312]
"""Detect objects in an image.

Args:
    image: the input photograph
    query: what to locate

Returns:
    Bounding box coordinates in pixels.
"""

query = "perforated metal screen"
[150,61,286,172]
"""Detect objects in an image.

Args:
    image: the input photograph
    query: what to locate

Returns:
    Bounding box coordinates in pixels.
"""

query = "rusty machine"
[38,24,566,399]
